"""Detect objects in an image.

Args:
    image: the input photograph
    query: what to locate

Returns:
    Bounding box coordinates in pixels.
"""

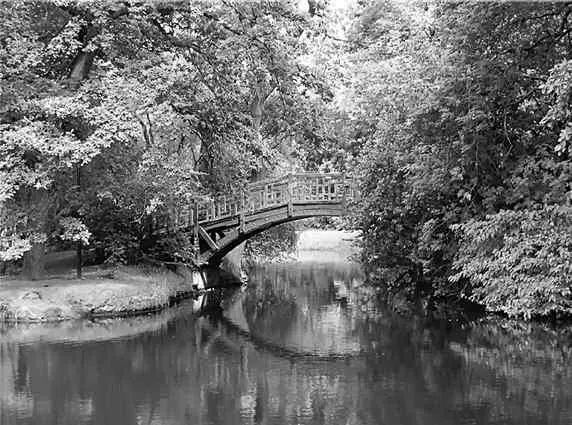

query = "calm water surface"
[1,233,571,425]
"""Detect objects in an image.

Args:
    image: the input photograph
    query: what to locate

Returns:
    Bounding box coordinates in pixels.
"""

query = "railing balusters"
[153,173,356,237]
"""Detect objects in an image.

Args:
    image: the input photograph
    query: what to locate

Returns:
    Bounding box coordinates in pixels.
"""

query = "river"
[1,230,571,425]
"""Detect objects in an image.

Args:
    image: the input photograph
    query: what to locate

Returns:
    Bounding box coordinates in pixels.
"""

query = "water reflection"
[224,261,367,357]
[1,242,572,425]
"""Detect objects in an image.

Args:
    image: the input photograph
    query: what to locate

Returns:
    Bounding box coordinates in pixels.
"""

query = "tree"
[1,1,129,277]
[1,0,337,276]
[0,1,204,275]
[346,0,572,316]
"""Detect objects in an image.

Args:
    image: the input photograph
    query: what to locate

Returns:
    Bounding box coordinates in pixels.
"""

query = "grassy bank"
[0,265,197,323]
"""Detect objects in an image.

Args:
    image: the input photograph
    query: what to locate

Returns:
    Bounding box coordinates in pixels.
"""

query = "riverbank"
[0,265,197,322]
[296,229,360,263]
[0,229,358,324]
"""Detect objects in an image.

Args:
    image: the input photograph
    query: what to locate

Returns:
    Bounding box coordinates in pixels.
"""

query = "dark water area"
[1,243,572,425]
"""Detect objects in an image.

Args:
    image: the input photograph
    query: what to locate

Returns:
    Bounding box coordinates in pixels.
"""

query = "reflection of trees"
[354,315,572,424]
[0,344,33,420]
[236,262,366,354]
[2,266,571,425]
[1,317,229,425]
[0,312,375,425]
[446,320,572,421]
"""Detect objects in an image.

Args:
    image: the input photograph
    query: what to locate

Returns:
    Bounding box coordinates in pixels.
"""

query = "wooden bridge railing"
[151,172,357,232]
[197,172,356,223]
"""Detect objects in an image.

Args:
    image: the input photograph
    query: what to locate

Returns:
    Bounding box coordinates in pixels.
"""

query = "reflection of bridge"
[152,173,358,266]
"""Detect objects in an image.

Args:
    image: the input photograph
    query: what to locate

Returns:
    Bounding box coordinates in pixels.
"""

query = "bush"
[451,206,572,318]
[243,223,298,264]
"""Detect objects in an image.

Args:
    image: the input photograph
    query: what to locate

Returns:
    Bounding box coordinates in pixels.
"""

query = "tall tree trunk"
[20,190,49,280]
[250,83,267,136]
[22,242,45,281]
[69,51,95,87]
[68,24,96,278]
[75,165,83,279]
[76,242,82,279]
[250,83,270,180]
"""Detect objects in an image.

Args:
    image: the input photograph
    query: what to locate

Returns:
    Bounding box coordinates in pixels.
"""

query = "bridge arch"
[153,173,357,266]
[203,202,346,265]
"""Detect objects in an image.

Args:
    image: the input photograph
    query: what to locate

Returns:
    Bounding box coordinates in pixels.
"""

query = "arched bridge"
[152,173,358,266]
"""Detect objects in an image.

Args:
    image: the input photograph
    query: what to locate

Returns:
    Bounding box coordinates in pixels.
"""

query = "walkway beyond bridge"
[152,172,358,266]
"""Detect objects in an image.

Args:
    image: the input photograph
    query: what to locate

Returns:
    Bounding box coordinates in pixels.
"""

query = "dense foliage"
[242,223,298,265]
[348,1,572,318]
[0,0,331,276]
[451,206,572,318]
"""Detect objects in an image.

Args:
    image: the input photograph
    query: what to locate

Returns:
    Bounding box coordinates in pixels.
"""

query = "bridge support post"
[193,203,200,263]
[239,212,245,233]
[287,172,293,217]
[263,185,268,208]
[341,172,347,211]
[239,196,246,234]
